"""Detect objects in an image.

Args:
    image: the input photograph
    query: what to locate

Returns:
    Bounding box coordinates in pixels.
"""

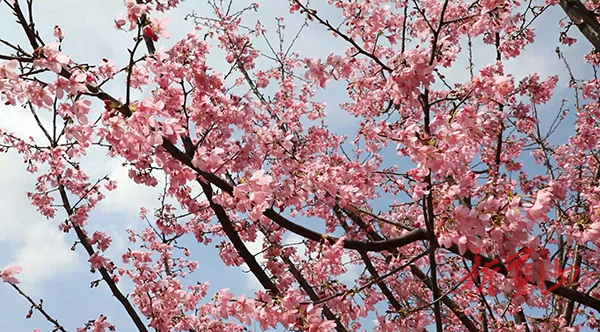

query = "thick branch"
[11,1,41,50]
[0,54,33,62]
[563,245,583,324]
[163,138,429,252]
[281,255,348,332]
[559,0,600,51]
[135,0,156,54]
[263,208,427,252]
[197,180,279,295]
[57,185,149,332]
[344,208,480,332]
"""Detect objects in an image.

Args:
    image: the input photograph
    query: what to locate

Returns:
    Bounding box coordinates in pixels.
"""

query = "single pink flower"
[1,264,22,284]
[152,17,171,39]
[0,60,19,80]
[114,17,127,30]
[92,315,112,332]
[53,25,66,40]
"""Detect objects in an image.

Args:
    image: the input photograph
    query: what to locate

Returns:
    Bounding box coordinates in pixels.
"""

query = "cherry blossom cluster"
[2,0,600,331]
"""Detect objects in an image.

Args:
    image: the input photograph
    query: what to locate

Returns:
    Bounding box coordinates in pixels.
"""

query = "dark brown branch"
[291,0,392,72]
[197,180,279,295]
[11,1,41,50]
[423,173,443,332]
[410,266,481,332]
[57,185,149,332]
[564,245,583,325]
[162,138,428,252]
[125,25,145,106]
[345,208,480,332]
[359,251,404,310]
[135,0,156,54]
[281,255,348,332]
[10,283,68,332]
[423,3,448,321]
[559,0,600,51]
[263,208,427,252]
[514,310,530,332]
[0,54,33,62]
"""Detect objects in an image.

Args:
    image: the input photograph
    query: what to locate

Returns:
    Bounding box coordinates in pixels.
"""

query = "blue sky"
[0,0,595,331]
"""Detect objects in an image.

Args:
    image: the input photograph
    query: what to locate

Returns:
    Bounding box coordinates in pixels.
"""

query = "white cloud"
[1,105,52,142]
[0,152,79,294]
[97,164,163,216]
[14,226,79,286]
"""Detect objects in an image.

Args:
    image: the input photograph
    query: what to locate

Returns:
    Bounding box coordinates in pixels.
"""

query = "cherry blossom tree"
[2,0,600,331]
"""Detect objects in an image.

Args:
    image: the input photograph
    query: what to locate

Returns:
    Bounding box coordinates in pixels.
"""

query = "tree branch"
[57,185,149,332]
[559,0,600,51]
[10,283,68,332]
[197,180,279,295]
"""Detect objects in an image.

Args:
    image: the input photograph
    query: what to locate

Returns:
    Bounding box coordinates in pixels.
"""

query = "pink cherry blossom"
[2,1,600,331]
[92,315,113,332]
[0,60,19,80]
[1,264,22,284]
[152,17,171,39]
[53,25,66,40]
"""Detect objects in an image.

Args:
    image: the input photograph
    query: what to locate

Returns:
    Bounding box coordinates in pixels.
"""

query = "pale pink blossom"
[1,264,22,284]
